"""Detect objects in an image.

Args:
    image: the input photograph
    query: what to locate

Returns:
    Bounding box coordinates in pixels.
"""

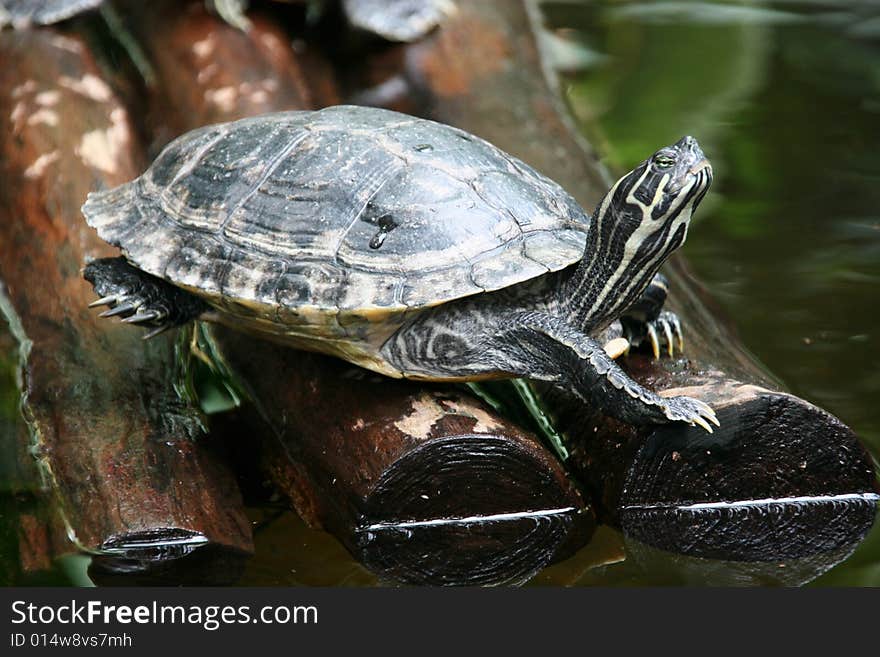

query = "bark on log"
[0,29,253,583]
[121,4,595,585]
[220,331,592,585]
[120,0,339,154]
[345,0,880,578]
[1,321,76,582]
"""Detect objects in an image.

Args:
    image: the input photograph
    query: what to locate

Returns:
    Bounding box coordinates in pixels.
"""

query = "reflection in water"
[622,537,871,587]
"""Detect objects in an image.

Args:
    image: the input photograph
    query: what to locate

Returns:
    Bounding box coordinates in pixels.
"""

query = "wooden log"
[558,263,879,573]
[1,319,77,583]
[343,0,610,210]
[0,28,253,583]
[345,0,880,577]
[219,331,592,585]
[120,4,594,585]
[121,0,339,150]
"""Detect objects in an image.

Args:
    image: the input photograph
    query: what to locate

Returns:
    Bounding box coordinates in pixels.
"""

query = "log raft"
[346,0,879,577]
[118,3,595,585]
[0,0,871,585]
[0,29,253,583]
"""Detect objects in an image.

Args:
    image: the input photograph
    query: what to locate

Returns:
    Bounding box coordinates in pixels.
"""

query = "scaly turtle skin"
[83,105,718,432]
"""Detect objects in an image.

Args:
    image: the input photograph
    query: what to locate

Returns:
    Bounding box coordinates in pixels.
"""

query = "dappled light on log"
[0,28,252,582]
[219,334,593,586]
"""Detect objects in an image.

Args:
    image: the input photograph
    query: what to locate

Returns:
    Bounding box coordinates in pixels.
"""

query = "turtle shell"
[342,0,454,42]
[83,106,589,323]
[0,0,103,27]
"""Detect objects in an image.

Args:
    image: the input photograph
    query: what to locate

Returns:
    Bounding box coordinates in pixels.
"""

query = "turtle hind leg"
[620,273,684,359]
[83,257,209,339]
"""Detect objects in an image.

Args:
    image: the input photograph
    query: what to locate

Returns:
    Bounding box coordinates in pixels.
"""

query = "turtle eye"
[653,154,676,169]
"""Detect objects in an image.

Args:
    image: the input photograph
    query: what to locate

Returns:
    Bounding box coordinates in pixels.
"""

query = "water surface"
[543,0,880,584]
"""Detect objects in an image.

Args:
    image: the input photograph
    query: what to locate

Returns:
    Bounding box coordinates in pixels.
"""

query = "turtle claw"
[646,323,660,359]
[641,311,685,359]
[661,319,674,357]
[100,302,138,318]
[123,310,162,324]
[670,313,684,352]
[88,295,117,308]
[84,257,207,339]
[691,415,714,434]
[621,310,685,360]
[659,395,719,433]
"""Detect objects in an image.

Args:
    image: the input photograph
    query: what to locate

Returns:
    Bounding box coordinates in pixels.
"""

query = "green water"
[551,0,880,455]
[546,0,880,584]
[2,0,879,586]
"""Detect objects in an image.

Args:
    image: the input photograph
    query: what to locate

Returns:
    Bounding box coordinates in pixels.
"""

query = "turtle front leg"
[383,309,719,432]
[83,257,209,339]
[620,273,684,359]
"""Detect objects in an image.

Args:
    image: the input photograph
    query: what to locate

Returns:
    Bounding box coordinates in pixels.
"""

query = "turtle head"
[566,136,712,329]
[617,135,712,247]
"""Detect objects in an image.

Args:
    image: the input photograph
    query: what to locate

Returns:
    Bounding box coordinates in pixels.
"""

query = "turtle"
[1,0,453,42]
[211,0,455,41]
[82,105,719,432]
[0,0,103,28]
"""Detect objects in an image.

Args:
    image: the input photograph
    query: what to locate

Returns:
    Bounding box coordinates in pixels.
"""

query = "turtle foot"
[84,257,206,339]
[647,310,684,359]
[625,310,683,359]
[658,395,720,433]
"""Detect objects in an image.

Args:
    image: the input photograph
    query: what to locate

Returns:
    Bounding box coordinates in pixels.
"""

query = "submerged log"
[123,5,594,585]
[346,0,879,575]
[0,29,253,582]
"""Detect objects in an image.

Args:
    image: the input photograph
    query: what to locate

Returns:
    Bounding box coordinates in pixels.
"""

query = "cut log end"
[355,433,593,585]
[358,508,591,586]
[89,544,250,586]
[620,388,879,562]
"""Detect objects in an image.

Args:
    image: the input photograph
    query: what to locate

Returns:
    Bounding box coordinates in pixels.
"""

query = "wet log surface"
[220,332,593,585]
[0,29,253,582]
[346,0,879,579]
[119,3,595,585]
